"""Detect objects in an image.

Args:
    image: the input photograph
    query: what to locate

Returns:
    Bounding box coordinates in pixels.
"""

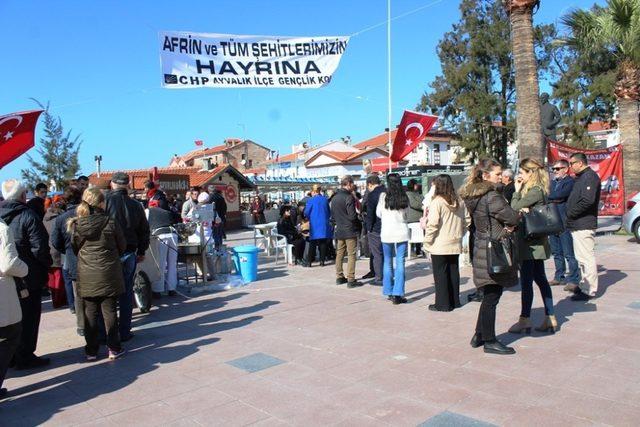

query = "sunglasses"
[552,167,566,171]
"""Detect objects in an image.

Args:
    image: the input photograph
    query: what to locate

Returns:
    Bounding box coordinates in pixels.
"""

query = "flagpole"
[387,0,392,174]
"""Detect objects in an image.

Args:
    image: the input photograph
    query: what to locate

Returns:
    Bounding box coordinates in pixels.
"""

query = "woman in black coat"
[277,205,306,265]
[69,188,126,361]
[460,159,520,355]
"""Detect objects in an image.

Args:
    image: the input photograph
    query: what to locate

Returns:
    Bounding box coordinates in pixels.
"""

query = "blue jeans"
[382,242,407,296]
[519,259,555,317]
[119,252,137,339]
[62,268,74,311]
[549,231,580,284]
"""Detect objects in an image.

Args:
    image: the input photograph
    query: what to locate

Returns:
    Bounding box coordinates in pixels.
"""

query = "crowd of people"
[271,152,601,355]
[0,173,229,397]
[0,152,602,398]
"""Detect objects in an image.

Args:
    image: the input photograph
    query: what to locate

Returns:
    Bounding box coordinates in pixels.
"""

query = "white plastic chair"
[407,222,425,260]
[269,232,289,264]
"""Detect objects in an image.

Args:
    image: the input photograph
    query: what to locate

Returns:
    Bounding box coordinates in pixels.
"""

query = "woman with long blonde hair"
[68,188,127,360]
[508,158,558,334]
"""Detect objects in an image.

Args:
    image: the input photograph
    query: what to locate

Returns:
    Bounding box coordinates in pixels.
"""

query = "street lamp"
[95,155,103,177]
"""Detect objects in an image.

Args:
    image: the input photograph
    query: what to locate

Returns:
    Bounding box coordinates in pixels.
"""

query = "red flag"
[547,140,624,215]
[0,110,43,169]
[195,140,203,146]
[390,110,438,162]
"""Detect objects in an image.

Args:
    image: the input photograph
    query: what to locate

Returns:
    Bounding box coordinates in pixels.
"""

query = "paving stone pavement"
[1,232,639,426]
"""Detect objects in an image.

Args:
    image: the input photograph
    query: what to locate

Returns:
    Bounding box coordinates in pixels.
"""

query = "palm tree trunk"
[509,5,543,161]
[617,98,640,194]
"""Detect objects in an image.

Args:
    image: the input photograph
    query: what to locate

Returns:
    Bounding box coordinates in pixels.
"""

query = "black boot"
[470,332,484,348]
[483,340,516,355]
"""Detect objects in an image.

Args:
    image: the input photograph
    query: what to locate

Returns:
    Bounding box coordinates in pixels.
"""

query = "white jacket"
[0,220,28,327]
[376,193,410,243]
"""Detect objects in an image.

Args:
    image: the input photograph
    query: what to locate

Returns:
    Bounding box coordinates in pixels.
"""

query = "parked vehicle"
[622,191,640,243]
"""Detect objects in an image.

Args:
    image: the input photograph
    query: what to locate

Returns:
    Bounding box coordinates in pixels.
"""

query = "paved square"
[226,353,286,373]
[1,231,639,426]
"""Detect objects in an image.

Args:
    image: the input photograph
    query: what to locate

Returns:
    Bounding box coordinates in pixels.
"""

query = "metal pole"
[387,0,392,173]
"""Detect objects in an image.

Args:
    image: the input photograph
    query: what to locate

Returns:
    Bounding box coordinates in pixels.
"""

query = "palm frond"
[560,9,603,53]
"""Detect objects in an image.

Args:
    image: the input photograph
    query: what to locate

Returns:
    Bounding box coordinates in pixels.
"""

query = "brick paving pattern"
[1,232,639,426]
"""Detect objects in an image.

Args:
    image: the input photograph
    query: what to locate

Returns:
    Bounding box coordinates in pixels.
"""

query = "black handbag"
[484,196,517,275]
[522,194,564,239]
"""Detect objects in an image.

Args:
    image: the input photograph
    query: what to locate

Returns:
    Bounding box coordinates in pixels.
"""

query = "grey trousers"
[367,231,383,281]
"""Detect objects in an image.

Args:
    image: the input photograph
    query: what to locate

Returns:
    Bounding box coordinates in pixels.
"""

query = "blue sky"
[0,0,603,184]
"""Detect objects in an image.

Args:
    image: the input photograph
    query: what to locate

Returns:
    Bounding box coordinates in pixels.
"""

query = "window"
[248,159,253,167]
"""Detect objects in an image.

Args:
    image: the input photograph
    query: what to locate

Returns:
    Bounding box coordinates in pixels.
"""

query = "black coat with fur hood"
[460,181,520,289]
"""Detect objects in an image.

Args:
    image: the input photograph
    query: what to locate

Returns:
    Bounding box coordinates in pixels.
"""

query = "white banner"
[159,32,350,89]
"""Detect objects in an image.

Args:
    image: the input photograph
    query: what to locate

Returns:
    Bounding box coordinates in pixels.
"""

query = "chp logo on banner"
[547,140,625,216]
[0,110,43,169]
[390,110,439,162]
[159,32,349,89]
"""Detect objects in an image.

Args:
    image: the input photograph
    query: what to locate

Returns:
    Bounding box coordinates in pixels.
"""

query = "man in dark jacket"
[501,169,516,204]
[106,172,150,341]
[330,175,362,288]
[26,182,48,220]
[0,179,53,369]
[365,175,385,285]
[144,180,170,211]
[51,186,84,335]
[210,188,228,239]
[565,153,601,301]
[548,159,580,289]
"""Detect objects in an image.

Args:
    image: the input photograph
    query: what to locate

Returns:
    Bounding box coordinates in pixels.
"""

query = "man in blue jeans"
[548,160,580,288]
[106,172,150,342]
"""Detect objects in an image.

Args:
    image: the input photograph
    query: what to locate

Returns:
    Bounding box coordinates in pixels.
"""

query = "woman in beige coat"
[423,174,471,311]
[0,218,28,396]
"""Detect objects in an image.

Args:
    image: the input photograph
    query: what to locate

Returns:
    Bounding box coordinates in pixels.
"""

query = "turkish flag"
[0,110,43,169]
[390,110,438,162]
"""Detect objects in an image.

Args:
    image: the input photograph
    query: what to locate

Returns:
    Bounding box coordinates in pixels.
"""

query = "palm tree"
[562,0,640,194]
[504,0,543,161]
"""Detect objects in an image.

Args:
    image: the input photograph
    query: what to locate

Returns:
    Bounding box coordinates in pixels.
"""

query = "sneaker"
[168,290,177,296]
[347,280,364,288]
[86,354,97,362]
[336,277,348,285]
[392,296,408,305]
[108,349,126,360]
[549,279,563,286]
[362,271,375,280]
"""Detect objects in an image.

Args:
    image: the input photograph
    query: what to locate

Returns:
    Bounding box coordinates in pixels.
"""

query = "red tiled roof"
[353,129,452,149]
[177,144,227,164]
[353,129,398,149]
[305,147,388,166]
[88,164,254,190]
[587,121,615,132]
[244,167,267,174]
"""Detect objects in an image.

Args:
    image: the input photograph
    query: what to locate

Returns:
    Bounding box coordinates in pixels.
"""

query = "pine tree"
[418,0,554,164]
[548,21,617,148]
[21,100,82,191]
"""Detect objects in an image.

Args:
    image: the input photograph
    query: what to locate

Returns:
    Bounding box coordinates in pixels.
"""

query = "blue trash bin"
[232,245,260,283]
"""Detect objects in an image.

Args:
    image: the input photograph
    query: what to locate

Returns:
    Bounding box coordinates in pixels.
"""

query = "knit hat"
[111,172,129,185]
[197,192,210,204]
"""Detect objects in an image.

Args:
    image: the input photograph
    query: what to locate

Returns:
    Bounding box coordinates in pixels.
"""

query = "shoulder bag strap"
[484,193,493,237]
